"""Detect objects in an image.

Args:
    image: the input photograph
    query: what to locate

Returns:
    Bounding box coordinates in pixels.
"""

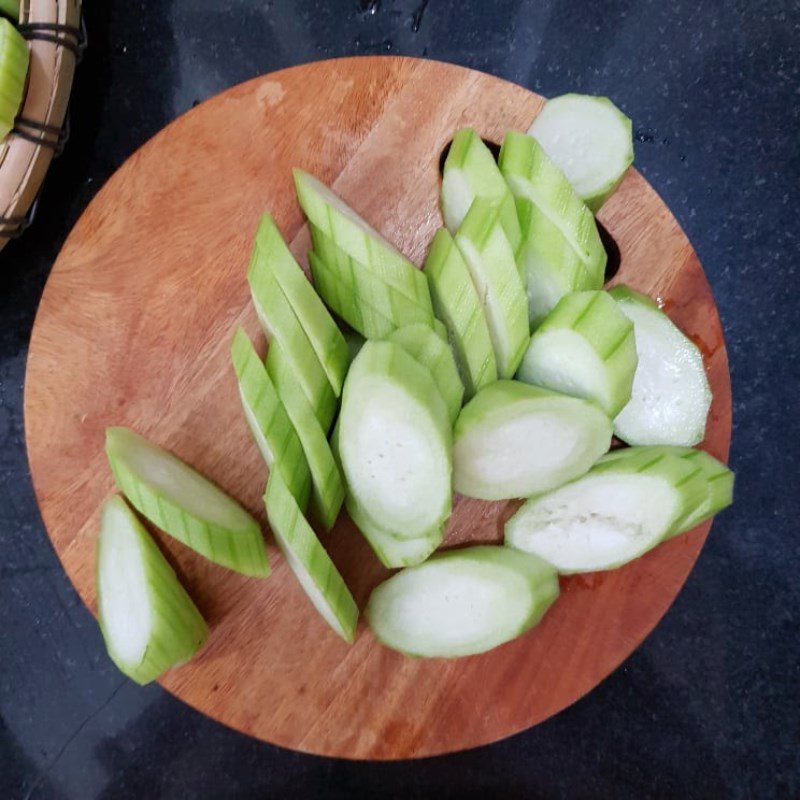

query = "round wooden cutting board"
[24,57,731,760]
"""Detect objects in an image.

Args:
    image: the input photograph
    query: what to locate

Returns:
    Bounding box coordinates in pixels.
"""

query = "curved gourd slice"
[248,239,336,430]
[97,496,208,685]
[516,290,637,416]
[423,228,497,399]
[610,286,712,447]
[294,168,432,309]
[528,94,634,212]
[309,228,436,337]
[265,472,357,642]
[454,198,530,378]
[600,445,734,534]
[106,427,269,577]
[505,447,708,573]
[266,342,345,531]
[441,127,522,251]
[499,130,606,286]
[338,340,452,540]
[366,546,559,658]
[252,213,349,396]
[230,327,311,508]
[453,380,611,500]
[389,323,464,424]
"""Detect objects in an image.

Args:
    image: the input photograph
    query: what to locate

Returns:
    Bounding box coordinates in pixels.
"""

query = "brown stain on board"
[24,57,731,760]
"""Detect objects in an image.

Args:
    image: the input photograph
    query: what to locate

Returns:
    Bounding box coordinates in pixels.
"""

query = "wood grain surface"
[24,57,731,760]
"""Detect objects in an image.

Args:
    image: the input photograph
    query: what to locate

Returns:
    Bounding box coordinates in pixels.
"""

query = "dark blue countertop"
[1,1,798,797]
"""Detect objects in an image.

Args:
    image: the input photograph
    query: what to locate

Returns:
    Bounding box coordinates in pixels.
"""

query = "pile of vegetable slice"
[95,93,733,683]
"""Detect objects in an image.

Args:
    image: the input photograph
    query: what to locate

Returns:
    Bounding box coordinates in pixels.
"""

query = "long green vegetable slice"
[266,341,345,531]
[505,447,708,573]
[0,20,28,139]
[248,242,336,430]
[96,496,208,685]
[453,380,612,500]
[610,286,712,447]
[309,226,437,337]
[423,228,497,399]
[516,206,599,327]
[253,213,349,395]
[338,340,452,540]
[230,328,311,508]
[499,130,606,286]
[454,197,530,378]
[106,427,269,577]
[389,323,464,424]
[440,127,522,250]
[366,546,559,658]
[527,94,634,212]
[294,168,432,308]
[516,290,638,416]
[265,472,358,642]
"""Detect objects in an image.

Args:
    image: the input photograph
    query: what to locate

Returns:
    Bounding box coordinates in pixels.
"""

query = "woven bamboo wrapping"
[0,0,82,250]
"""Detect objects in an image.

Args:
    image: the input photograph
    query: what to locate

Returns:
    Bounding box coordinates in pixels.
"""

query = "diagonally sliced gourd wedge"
[527,94,634,213]
[515,204,600,327]
[499,130,606,286]
[96,496,208,685]
[106,427,270,577]
[366,546,559,658]
[338,340,452,540]
[389,323,464,424]
[516,290,638,417]
[505,447,708,573]
[266,341,345,531]
[440,127,522,251]
[610,285,712,447]
[454,197,530,378]
[248,240,336,430]
[309,225,437,337]
[253,213,349,395]
[293,168,432,309]
[230,327,311,508]
[600,445,734,534]
[423,228,497,399]
[454,380,612,500]
[265,471,358,643]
